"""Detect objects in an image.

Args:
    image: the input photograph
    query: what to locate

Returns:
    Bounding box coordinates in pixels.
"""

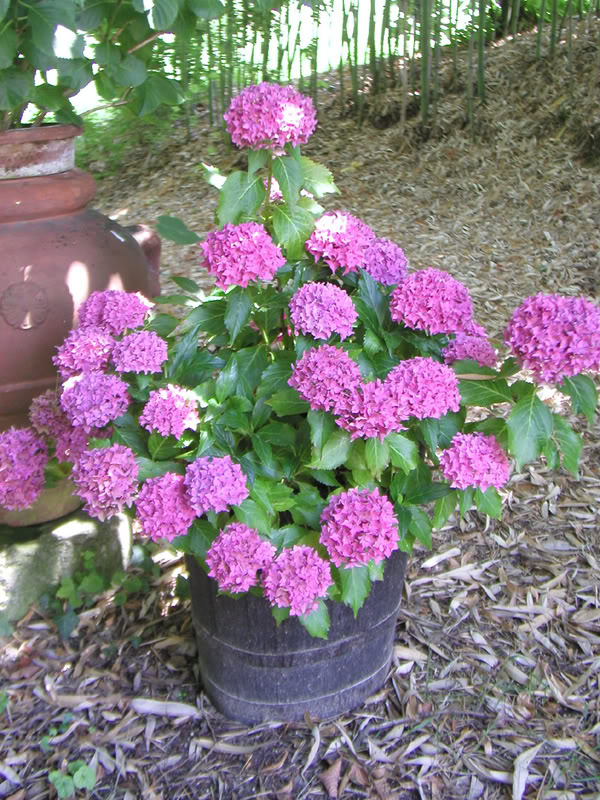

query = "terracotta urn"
[0,124,161,431]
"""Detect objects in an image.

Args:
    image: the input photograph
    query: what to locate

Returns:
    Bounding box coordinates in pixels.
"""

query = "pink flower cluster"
[263,545,332,616]
[0,427,48,510]
[200,222,286,290]
[78,290,152,335]
[206,523,276,593]
[71,443,138,521]
[135,472,196,540]
[336,379,407,441]
[305,211,375,275]
[364,238,409,286]
[320,488,398,568]
[442,332,497,368]
[52,326,114,378]
[29,390,96,463]
[289,282,357,341]
[504,293,600,383]
[60,372,130,429]
[139,385,200,439]
[289,344,362,413]
[390,268,475,335]
[440,433,510,492]
[183,455,249,515]
[386,358,461,420]
[111,330,168,374]
[224,82,317,150]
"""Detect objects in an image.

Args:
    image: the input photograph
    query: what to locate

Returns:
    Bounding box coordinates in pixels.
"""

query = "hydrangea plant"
[2,82,600,638]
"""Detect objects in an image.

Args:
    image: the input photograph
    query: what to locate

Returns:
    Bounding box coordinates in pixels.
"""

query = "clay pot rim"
[0,124,83,146]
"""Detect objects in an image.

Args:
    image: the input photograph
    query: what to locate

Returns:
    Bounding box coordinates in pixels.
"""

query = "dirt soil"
[1,20,600,800]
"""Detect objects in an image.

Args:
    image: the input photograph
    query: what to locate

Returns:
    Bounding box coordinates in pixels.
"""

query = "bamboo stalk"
[536,0,547,57]
[478,0,487,102]
[420,0,432,129]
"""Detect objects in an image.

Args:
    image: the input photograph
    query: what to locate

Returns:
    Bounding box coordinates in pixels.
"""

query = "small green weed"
[48,759,96,798]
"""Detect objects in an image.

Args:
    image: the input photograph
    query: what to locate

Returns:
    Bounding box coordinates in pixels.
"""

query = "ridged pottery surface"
[186,549,408,723]
[0,125,161,431]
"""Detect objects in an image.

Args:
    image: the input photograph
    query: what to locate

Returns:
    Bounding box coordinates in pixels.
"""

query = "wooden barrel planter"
[186,549,408,723]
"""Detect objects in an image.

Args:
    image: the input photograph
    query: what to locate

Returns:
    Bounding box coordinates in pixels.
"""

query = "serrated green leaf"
[234,498,271,535]
[299,156,339,196]
[387,433,419,474]
[458,486,475,516]
[0,28,17,69]
[506,392,553,469]
[560,374,598,424]
[217,171,266,226]
[148,433,186,460]
[49,771,76,799]
[338,565,371,617]
[433,492,457,530]
[156,215,201,244]
[272,203,315,261]
[408,506,433,548]
[458,378,514,407]
[365,438,390,477]
[307,409,336,456]
[135,74,183,116]
[299,598,330,639]
[272,605,290,625]
[311,428,351,469]
[136,457,184,481]
[224,286,252,344]
[187,0,225,19]
[273,156,303,209]
[474,487,503,519]
[552,414,583,476]
[145,0,179,29]
[267,388,310,416]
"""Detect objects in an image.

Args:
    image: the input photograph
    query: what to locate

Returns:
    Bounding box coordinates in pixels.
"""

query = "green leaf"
[474,487,503,518]
[497,357,521,377]
[94,39,122,67]
[251,432,273,467]
[0,0,9,24]
[0,68,32,110]
[256,421,297,449]
[358,269,387,327]
[272,203,315,261]
[268,524,309,550]
[363,328,384,356]
[273,156,303,209]
[136,457,183,481]
[420,410,464,455]
[311,428,351,470]
[148,433,186,461]
[29,0,77,56]
[234,498,271,536]
[365,438,390,478]
[387,433,419,474]
[0,615,13,638]
[433,492,457,530]
[506,392,553,469]
[307,409,336,456]
[173,519,218,558]
[187,0,225,19]
[145,0,180,29]
[108,53,147,86]
[235,346,269,392]
[171,276,202,294]
[247,149,269,175]
[552,414,583,476]
[408,506,433,548]
[0,28,17,69]
[267,388,310,416]
[217,171,266,226]
[215,353,238,402]
[49,771,76,799]
[338,565,371,617]
[299,156,339,196]
[560,374,598,424]
[178,298,226,336]
[56,607,80,640]
[135,74,183,116]
[290,483,325,527]
[299,599,330,639]
[272,605,290,626]
[73,764,96,791]
[224,286,252,344]
[458,378,514,407]
[458,486,475,516]
[156,215,200,244]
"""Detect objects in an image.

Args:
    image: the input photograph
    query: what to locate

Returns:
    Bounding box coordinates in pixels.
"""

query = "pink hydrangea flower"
[305,211,376,275]
[52,326,115,378]
[386,357,461,420]
[389,268,475,335]
[29,390,99,464]
[200,222,286,290]
[206,523,276,593]
[504,293,600,383]
[78,290,153,335]
[288,344,362,414]
[135,472,196,540]
[139,385,200,439]
[320,488,398,568]
[183,455,249,515]
[335,379,408,441]
[71,443,138,521]
[263,545,333,617]
[440,432,511,492]
[224,82,317,150]
[265,176,283,203]
[60,372,130,429]
[0,427,48,510]
[111,330,168,374]
[364,238,409,285]
[289,282,357,341]
[443,332,497,368]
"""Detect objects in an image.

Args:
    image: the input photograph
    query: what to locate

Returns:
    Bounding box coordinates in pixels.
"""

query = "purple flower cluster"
[78,290,152,335]
[442,332,497,368]
[29,390,95,464]
[386,357,461,420]
[289,282,357,341]
[60,372,130,429]
[440,433,510,492]
[139,385,200,439]
[263,545,332,617]
[336,379,407,441]
[52,326,114,378]
[305,211,375,275]
[364,238,409,286]
[389,268,475,335]
[289,344,362,413]
[184,455,249,515]
[206,523,276,593]
[224,82,317,150]
[200,222,286,290]
[0,427,48,510]
[111,330,168,374]
[135,472,196,541]
[504,293,600,383]
[320,488,398,568]
[71,443,138,521]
